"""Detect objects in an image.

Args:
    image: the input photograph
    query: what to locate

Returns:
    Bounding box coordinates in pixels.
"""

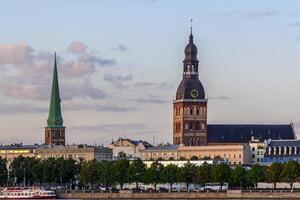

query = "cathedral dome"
[184,34,198,62]
[176,78,205,100]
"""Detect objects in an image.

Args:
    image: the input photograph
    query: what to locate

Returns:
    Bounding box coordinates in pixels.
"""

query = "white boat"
[0,187,56,199]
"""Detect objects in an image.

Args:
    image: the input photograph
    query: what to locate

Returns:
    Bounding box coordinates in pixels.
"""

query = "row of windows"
[174,122,205,133]
[174,107,206,116]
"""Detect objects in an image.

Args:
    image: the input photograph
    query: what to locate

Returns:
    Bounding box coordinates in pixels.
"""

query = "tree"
[143,161,164,190]
[194,162,211,189]
[212,163,231,190]
[114,153,130,189]
[98,160,115,189]
[178,162,196,190]
[229,165,247,189]
[281,160,300,190]
[267,162,283,189]
[10,156,41,186]
[128,158,146,189]
[248,164,266,188]
[79,159,99,189]
[162,164,178,190]
[0,157,7,186]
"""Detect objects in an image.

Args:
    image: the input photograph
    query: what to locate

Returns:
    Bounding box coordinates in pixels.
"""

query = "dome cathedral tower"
[173,25,208,146]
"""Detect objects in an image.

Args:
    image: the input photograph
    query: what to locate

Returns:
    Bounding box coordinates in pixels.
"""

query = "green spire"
[47,52,63,127]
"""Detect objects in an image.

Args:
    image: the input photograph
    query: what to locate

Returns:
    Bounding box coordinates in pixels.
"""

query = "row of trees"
[78,154,300,190]
[1,153,300,190]
[5,156,78,186]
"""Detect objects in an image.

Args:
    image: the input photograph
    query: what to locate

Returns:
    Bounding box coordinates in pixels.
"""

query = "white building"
[249,137,266,165]
[108,138,152,159]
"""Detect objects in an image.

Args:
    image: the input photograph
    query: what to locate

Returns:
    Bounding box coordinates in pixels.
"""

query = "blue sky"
[0,0,300,145]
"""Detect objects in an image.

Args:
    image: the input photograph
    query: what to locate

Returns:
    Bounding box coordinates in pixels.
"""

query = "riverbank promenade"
[58,190,300,199]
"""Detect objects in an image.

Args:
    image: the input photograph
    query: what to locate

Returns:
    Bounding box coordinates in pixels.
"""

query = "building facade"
[139,144,251,165]
[262,140,300,165]
[45,53,65,146]
[108,138,152,159]
[173,27,207,146]
[249,137,266,165]
[36,145,112,162]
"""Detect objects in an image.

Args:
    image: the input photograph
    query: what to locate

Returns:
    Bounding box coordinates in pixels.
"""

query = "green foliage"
[79,159,98,188]
[143,161,164,190]
[267,162,283,189]
[162,164,178,189]
[114,154,130,189]
[98,160,115,188]
[248,164,266,188]
[229,165,247,188]
[194,162,211,188]
[0,157,7,186]
[178,162,196,190]
[281,160,300,189]
[128,158,146,189]
[212,162,231,189]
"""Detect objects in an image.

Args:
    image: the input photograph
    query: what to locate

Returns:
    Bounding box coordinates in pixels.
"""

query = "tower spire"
[47,52,63,127]
[190,19,193,35]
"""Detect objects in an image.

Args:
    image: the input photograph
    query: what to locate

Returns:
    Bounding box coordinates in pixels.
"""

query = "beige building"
[178,144,251,165]
[140,144,251,165]
[108,138,152,159]
[36,144,112,161]
[140,145,179,160]
[0,144,112,166]
[0,144,38,166]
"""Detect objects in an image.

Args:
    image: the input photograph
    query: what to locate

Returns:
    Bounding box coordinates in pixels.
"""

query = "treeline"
[0,153,300,190]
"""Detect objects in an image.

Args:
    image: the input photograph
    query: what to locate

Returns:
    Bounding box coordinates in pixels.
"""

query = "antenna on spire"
[190,18,193,35]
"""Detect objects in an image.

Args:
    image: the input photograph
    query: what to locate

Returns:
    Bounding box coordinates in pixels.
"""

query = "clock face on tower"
[191,89,199,98]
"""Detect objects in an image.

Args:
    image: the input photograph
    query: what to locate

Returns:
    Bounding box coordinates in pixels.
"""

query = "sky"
[0,0,300,145]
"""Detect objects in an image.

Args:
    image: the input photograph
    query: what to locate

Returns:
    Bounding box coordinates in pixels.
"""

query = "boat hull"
[0,196,56,199]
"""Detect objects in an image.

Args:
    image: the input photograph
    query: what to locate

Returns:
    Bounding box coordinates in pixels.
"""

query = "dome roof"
[184,34,198,62]
[176,78,205,100]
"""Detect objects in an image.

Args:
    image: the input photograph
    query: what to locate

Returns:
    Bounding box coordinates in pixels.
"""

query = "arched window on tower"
[196,108,200,115]
[189,123,193,130]
[196,137,200,146]
[190,108,193,115]
[196,122,200,130]
[185,123,188,130]
[189,137,193,146]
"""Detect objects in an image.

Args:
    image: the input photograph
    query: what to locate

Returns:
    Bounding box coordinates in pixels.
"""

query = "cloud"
[0,42,116,101]
[133,82,173,89]
[67,41,87,54]
[203,10,278,18]
[72,123,146,132]
[129,96,168,104]
[291,22,300,27]
[0,103,47,114]
[64,102,136,112]
[111,44,129,52]
[246,10,278,18]
[208,96,230,100]
[104,74,133,82]
[0,43,34,65]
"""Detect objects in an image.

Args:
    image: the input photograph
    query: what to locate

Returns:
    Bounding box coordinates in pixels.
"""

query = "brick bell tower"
[45,53,66,145]
[173,25,208,146]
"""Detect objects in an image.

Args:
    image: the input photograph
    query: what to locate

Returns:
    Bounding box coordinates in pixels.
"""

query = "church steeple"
[47,52,63,127]
[183,21,199,78]
[45,53,65,146]
[173,24,207,146]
